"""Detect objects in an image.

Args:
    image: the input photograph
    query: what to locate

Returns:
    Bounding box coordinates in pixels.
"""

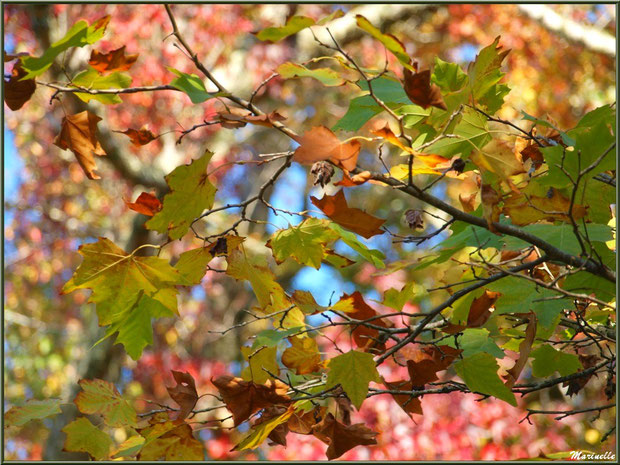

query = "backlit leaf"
[355,15,413,69]
[4,399,62,427]
[88,45,138,73]
[293,126,361,171]
[277,62,345,87]
[168,67,214,103]
[241,346,280,384]
[403,69,447,110]
[311,412,378,460]
[125,192,162,217]
[71,67,131,104]
[326,350,380,409]
[74,378,137,427]
[531,345,582,378]
[454,352,517,406]
[166,371,198,420]
[233,406,296,451]
[62,417,112,460]
[4,61,36,110]
[282,336,322,375]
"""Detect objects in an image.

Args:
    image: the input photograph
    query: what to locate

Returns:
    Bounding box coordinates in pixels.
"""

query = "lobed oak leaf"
[117,127,157,146]
[310,190,385,239]
[125,192,162,216]
[383,379,423,417]
[212,375,290,426]
[4,60,36,111]
[88,45,138,73]
[166,371,198,420]
[310,412,378,460]
[293,126,361,171]
[403,68,447,111]
[53,111,106,180]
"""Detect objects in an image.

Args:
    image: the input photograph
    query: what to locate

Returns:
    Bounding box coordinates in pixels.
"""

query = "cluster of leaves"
[4,5,615,461]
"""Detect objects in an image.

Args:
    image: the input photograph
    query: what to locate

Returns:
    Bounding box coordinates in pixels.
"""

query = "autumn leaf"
[310,190,385,239]
[334,170,372,187]
[504,313,537,388]
[217,108,286,128]
[125,192,162,216]
[88,45,138,73]
[311,412,378,460]
[470,139,526,185]
[212,375,291,426]
[4,60,36,110]
[74,378,137,427]
[503,187,587,226]
[325,350,380,409]
[4,399,62,427]
[233,405,296,450]
[53,111,107,180]
[146,150,217,240]
[138,423,204,461]
[563,354,598,397]
[293,126,361,171]
[117,127,157,146]
[282,336,322,375]
[355,15,413,69]
[288,406,326,435]
[480,183,501,231]
[241,346,280,384]
[166,371,198,420]
[62,417,112,460]
[467,290,501,327]
[276,62,346,87]
[403,68,447,111]
[406,345,462,388]
[383,379,423,417]
[337,291,392,353]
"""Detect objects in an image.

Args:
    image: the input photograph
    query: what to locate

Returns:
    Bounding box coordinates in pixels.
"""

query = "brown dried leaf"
[53,111,106,180]
[119,127,157,146]
[338,291,393,354]
[383,379,423,417]
[166,371,198,420]
[403,68,447,111]
[404,209,424,229]
[293,126,361,171]
[467,290,501,327]
[125,192,162,216]
[563,354,599,396]
[481,184,501,232]
[310,412,378,460]
[504,313,537,388]
[406,345,462,388]
[310,190,385,239]
[212,375,290,426]
[287,406,326,435]
[4,61,36,111]
[88,45,138,73]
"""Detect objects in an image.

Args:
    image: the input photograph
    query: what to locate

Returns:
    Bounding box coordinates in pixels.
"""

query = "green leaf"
[174,246,214,285]
[20,16,110,79]
[531,345,582,377]
[62,417,112,460]
[432,57,468,92]
[168,68,213,104]
[251,327,303,350]
[425,107,491,158]
[447,328,505,359]
[467,36,510,113]
[71,67,131,104]
[4,399,62,427]
[112,435,145,459]
[277,62,345,87]
[355,15,413,69]
[268,218,339,269]
[74,378,137,427]
[454,352,517,406]
[255,15,316,42]
[233,407,296,451]
[62,237,179,359]
[326,350,380,409]
[146,150,217,240]
[394,104,431,128]
[449,289,482,325]
[329,223,385,269]
[241,346,280,384]
[379,282,416,312]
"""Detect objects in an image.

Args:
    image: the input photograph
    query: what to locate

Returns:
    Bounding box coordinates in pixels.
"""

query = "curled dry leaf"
[88,45,138,73]
[383,379,423,417]
[53,111,107,180]
[166,371,199,420]
[310,412,378,460]
[217,108,286,129]
[293,126,361,171]
[310,161,335,187]
[406,345,462,388]
[504,312,537,388]
[125,192,162,216]
[310,190,385,239]
[334,170,372,187]
[118,127,157,146]
[287,406,326,435]
[4,61,36,111]
[403,68,447,111]
[480,183,501,232]
[212,375,290,426]
[404,209,424,229]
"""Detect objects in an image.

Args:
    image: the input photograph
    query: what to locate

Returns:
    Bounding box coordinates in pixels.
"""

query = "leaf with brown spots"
[403,68,447,111]
[4,61,36,111]
[166,371,198,420]
[282,337,322,375]
[212,375,290,426]
[88,46,138,73]
[53,111,107,180]
[310,190,385,239]
[310,412,378,460]
[293,126,361,171]
[125,192,162,216]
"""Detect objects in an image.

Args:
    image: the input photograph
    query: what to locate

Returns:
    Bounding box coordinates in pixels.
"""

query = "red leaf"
[125,192,162,216]
[310,190,385,239]
[88,46,138,73]
[403,69,447,111]
[166,371,198,420]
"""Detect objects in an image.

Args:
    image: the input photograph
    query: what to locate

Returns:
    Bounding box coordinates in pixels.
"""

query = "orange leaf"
[88,46,138,73]
[166,371,198,420]
[310,413,378,460]
[338,291,393,354]
[310,190,385,239]
[293,126,361,171]
[403,69,447,111]
[383,379,423,417]
[480,184,501,232]
[334,170,372,187]
[53,111,106,180]
[212,376,290,426]
[467,290,501,327]
[281,337,322,375]
[459,192,477,213]
[217,108,286,128]
[119,128,157,146]
[503,187,587,226]
[4,61,36,111]
[125,192,162,216]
